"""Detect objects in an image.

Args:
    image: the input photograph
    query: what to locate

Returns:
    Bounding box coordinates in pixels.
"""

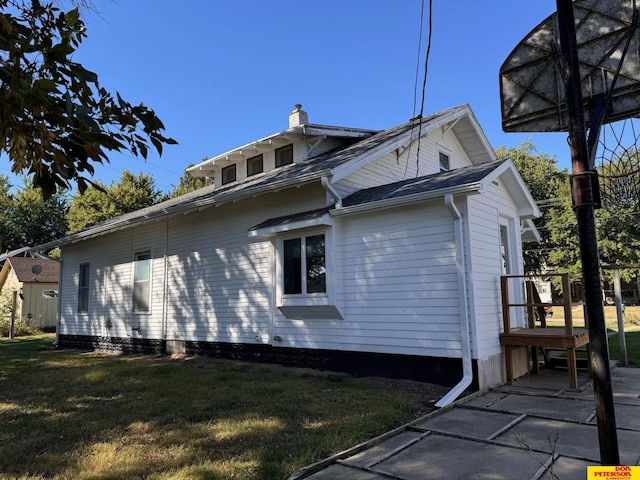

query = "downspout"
[321,176,342,208]
[436,194,473,407]
[53,257,63,347]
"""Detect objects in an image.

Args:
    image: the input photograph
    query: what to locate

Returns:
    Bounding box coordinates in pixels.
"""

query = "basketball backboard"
[500,0,640,133]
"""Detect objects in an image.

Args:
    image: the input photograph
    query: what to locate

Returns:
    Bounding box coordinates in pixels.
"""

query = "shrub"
[0,315,39,337]
[0,290,39,337]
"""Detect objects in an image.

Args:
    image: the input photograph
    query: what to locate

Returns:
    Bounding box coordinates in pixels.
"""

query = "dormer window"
[247,154,263,177]
[275,144,293,167]
[222,164,237,185]
[439,151,450,172]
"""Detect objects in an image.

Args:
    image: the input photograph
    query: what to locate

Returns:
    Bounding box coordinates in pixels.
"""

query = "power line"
[414,0,433,177]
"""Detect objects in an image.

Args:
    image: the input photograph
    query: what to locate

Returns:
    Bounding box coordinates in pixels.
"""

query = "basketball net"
[594,116,640,212]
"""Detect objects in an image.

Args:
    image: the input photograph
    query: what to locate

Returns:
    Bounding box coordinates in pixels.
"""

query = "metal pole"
[614,268,628,366]
[10,289,17,339]
[555,0,619,465]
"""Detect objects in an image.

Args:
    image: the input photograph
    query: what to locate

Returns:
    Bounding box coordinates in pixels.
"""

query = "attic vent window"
[247,154,263,177]
[439,152,450,172]
[222,164,237,185]
[275,145,293,167]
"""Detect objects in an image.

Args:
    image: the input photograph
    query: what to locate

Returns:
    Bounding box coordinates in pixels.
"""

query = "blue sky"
[2,0,572,194]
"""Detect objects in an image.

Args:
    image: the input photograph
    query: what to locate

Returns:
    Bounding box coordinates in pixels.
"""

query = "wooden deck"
[500,274,590,389]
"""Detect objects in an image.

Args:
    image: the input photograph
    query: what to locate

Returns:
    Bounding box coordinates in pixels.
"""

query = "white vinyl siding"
[334,128,474,197]
[272,201,461,357]
[467,180,524,359]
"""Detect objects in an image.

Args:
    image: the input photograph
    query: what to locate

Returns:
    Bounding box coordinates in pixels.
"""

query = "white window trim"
[132,249,153,315]
[77,261,91,315]
[275,227,335,309]
[437,144,451,172]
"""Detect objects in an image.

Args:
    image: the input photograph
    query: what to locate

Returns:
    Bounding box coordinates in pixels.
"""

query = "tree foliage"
[503,141,640,283]
[0,174,69,251]
[67,170,161,232]
[168,162,213,198]
[0,0,176,198]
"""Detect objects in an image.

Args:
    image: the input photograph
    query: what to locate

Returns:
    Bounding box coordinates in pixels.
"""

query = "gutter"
[436,194,473,407]
[321,176,342,208]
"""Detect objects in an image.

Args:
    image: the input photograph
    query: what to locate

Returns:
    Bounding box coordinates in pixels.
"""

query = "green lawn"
[0,335,427,480]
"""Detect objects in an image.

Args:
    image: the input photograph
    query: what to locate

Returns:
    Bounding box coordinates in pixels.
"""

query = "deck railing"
[500,273,590,389]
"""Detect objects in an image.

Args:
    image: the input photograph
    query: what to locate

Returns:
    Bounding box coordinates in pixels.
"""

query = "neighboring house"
[0,256,60,330]
[34,104,540,401]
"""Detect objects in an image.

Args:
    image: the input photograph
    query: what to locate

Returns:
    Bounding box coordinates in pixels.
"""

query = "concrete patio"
[289,364,640,479]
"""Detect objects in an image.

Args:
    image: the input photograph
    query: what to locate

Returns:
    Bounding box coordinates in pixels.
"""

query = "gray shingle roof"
[342,158,508,207]
[250,159,508,231]
[34,105,478,251]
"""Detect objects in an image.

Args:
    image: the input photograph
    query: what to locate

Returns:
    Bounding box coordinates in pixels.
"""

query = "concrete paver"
[292,365,640,480]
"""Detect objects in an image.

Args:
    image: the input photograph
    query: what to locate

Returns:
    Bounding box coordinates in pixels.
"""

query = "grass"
[0,335,424,480]
[543,305,640,366]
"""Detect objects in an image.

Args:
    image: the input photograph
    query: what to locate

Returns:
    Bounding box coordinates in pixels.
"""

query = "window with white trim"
[283,234,326,295]
[439,151,450,172]
[133,251,151,313]
[77,262,90,313]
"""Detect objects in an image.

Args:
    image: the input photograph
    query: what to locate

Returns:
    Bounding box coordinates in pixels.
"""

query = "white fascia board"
[521,218,542,243]
[484,159,541,218]
[186,124,375,177]
[301,125,376,138]
[330,183,482,217]
[186,130,296,176]
[461,106,497,163]
[249,214,333,238]
[331,128,423,183]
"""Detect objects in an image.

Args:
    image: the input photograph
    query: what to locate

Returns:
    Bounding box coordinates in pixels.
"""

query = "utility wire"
[412,0,426,117]
[415,0,433,177]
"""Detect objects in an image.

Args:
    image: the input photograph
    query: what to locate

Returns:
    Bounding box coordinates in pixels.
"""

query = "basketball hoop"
[595,117,640,212]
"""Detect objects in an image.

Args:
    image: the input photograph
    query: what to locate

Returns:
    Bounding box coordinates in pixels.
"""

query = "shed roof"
[8,257,60,283]
[0,257,60,290]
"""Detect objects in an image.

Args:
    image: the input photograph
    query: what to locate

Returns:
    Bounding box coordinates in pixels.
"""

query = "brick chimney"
[289,104,308,128]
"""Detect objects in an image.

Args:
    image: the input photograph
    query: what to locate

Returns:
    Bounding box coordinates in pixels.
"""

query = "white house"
[35,104,540,404]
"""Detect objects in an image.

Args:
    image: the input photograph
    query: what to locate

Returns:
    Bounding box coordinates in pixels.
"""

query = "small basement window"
[247,154,263,177]
[222,164,237,185]
[275,144,293,167]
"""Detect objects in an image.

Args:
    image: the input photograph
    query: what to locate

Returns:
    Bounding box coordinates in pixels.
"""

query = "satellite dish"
[31,264,42,275]
[500,0,640,133]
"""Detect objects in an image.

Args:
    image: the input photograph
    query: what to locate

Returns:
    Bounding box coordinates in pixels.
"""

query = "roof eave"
[331,183,483,217]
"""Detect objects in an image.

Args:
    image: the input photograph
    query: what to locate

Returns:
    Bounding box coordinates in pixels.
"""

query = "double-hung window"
[133,251,151,313]
[77,262,90,313]
[283,234,326,295]
[439,151,450,172]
